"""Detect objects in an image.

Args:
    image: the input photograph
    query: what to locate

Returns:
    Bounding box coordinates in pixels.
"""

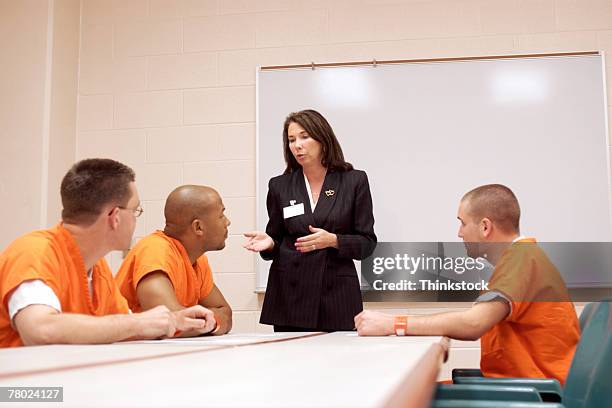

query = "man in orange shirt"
[0,159,215,348]
[116,185,232,336]
[355,184,580,384]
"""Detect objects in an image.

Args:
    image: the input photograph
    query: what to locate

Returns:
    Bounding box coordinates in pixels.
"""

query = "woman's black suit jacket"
[259,168,377,330]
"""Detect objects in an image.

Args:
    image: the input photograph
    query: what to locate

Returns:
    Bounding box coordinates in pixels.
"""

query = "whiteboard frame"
[254,51,612,292]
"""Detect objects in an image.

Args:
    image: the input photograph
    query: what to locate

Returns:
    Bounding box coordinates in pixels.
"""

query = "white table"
[0,333,312,380]
[0,332,448,408]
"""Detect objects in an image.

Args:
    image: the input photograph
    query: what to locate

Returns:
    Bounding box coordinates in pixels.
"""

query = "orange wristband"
[394,315,408,336]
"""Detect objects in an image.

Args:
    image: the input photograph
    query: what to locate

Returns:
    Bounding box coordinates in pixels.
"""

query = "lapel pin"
[290,200,296,206]
[325,189,335,197]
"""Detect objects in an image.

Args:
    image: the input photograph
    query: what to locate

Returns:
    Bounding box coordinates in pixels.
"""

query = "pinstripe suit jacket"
[259,168,377,330]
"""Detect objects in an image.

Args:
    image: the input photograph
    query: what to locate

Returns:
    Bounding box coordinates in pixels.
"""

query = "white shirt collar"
[303,172,317,211]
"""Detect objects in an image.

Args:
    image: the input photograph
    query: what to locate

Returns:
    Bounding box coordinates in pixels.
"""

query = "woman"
[244,110,377,332]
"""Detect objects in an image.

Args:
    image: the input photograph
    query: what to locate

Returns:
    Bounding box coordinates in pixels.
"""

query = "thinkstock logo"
[361,242,612,303]
[361,242,492,301]
[370,279,489,291]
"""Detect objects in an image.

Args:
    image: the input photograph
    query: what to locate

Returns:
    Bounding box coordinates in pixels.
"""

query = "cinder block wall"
[74,0,612,342]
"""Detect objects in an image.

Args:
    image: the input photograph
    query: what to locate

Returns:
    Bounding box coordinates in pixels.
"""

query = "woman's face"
[287,121,323,167]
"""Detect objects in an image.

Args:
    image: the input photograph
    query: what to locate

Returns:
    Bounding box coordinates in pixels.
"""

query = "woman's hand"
[243,231,274,252]
[295,225,338,253]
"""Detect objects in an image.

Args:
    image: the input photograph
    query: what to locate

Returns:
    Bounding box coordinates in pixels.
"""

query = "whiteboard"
[256,53,611,291]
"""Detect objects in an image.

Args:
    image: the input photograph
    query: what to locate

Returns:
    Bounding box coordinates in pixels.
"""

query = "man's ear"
[192,219,205,237]
[107,207,120,230]
[480,217,493,238]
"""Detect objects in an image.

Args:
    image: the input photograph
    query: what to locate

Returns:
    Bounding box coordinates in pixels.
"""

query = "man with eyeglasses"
[0,159,215,347]
[116,185,233,336]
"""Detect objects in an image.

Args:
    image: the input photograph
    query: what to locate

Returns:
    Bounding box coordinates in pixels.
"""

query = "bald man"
[355,184,579,384]
[116,185,232,336]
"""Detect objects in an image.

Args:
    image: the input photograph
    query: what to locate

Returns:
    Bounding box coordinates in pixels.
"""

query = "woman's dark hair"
[282,109,353,173]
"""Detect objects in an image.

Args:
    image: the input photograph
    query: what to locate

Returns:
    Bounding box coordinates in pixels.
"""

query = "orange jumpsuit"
[0,224,129,348]
[115,231,214,312]
[480,238,580,384]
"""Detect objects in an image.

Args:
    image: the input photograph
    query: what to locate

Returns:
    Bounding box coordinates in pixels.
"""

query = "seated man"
[355,184,580,384]
[116,185,232,336]
[0,159,214,348]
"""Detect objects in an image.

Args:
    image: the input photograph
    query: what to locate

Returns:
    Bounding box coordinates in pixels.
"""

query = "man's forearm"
[356,302,507,338]
[32,313,140,345]
[407,311,486,341]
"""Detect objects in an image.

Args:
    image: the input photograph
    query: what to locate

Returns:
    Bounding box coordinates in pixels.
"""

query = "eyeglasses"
[117,205,144,218]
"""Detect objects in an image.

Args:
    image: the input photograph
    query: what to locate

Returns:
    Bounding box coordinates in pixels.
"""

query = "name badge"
[283,203,305,219]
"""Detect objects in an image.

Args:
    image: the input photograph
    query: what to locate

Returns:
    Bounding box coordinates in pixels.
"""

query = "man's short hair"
[61,158,135,225]
[461,184,520,233]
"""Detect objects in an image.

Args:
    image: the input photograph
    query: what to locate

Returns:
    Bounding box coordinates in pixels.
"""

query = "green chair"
[433,401,564,408]
[562,301,611,408]
[435,301,611,408]
[578,302,597,331]
[435,385,543,402]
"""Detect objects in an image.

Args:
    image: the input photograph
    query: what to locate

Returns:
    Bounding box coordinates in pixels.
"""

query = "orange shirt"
[115,231,214,313]
[0,224,129,348]
[480,238,580,384]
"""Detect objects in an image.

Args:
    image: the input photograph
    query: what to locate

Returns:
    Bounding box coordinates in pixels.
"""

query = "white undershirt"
[303,173,317,211]
[7,270,93,323]
[8,280,61,321]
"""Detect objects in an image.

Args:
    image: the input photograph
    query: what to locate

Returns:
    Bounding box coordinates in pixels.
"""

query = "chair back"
[578,302,597,331]
[563,301,610,408]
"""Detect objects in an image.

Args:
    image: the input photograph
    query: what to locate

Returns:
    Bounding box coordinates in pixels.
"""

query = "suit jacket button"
[327,284,332,290]
[290,281,297,287]
[293,261,299,267]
